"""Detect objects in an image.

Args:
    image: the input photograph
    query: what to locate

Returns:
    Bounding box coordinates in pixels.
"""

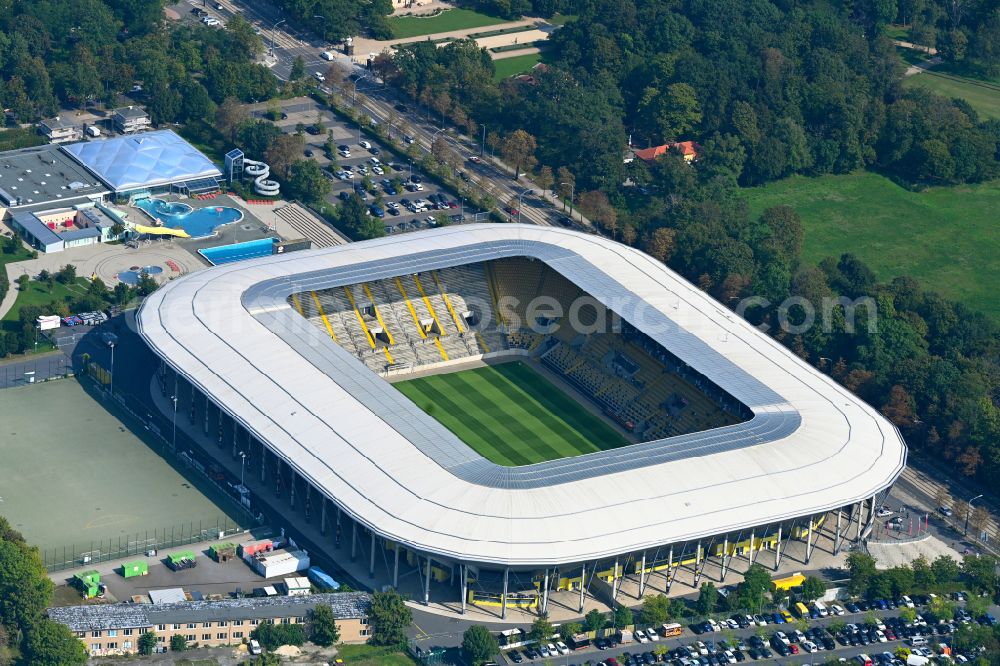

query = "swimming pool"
[117,265,164,285]
[199,238,276,265]
[134,198,243,238]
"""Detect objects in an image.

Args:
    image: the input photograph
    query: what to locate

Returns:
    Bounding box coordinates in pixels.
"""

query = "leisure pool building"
[137,224,906,616]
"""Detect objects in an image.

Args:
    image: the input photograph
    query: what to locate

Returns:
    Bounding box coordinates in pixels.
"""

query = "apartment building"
[48,592,371,657]
[111,106,151,134]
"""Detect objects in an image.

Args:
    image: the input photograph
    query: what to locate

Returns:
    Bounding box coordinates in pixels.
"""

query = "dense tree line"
[0,516,86,665]
[269,0,394,40]
[900,0,1000,76]
[0,0,274,124]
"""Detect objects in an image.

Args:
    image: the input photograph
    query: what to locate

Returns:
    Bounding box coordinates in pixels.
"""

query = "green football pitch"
[393,361,630,466]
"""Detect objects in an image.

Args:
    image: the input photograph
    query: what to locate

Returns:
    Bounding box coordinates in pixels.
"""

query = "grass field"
[904,71,1000,120]
[743,172,1000,320]
[388,8,513,39]
[0,380,239,553]
[335,645,419,666]
[394,361,629,466]
[492,52,542,81]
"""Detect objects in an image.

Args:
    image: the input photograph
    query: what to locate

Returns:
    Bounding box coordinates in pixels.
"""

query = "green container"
[209,542,236,562]
[122,559,148,578]
[74,570,101,598]
[168,550,196,564]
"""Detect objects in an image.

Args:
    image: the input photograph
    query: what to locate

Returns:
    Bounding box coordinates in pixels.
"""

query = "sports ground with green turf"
[394,361,630,466]
[388,8,513,39]
[743,171,1000,321]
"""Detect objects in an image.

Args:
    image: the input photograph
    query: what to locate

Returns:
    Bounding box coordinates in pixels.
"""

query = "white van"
[313,71,326,82]
[85,125,101,138]
[910,636,929,647]
[321,51,335,61]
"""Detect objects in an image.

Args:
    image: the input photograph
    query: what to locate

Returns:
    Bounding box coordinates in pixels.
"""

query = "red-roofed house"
[629,141,700,164]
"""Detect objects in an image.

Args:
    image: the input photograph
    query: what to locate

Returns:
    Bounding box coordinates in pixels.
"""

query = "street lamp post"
[171,394,178,452]
[517,188,532,221]
[239,451,248,486]
[270,18,286,57]
[108,342,115,397]
[964,494,984,536]
[559,181,575,218]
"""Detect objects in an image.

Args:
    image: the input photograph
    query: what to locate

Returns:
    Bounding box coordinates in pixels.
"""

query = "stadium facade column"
[351,522,357,561]
[231,416,237,459]
[667,543,683,593]
[289,472,296,509]
[392,546,400,588]
[834,509,843,554]
[501,567,509,619]
[579,562,586,612]
[774,526,783,570]
[639,550,648,596]
[695,537,715,586]
[693,541,701,588]
[720,537,729,581]
[460,563,467,614]
[320,498,327,536]
[542,568,550,613]
[369,532,376,578]
[805,516,815,563]
[612,556,620,599]
[260,446,267,483]
[748,532,756,565]
[203,395,210,436]
[424,557,432,605]
[851,500,863,542]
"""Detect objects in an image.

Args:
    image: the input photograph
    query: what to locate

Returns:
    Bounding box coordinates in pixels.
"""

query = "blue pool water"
[199,238,276,265]
[117,265,164,285]
[134,198,243,238]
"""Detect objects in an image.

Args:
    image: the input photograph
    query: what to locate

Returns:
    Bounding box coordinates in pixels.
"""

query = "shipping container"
[210,542,236,562]
[253,549,310,578]
[239,539,275,558]
[121,560,148,578]
[307,566,340,591]
[167,550,197,571]
[73,570,102,598]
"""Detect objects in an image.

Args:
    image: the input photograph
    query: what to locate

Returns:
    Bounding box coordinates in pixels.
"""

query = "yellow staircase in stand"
[475,332,491,353]
[361,283,395,345]
[291,293,305,316]
[431,270,465,333]
[343,286,376,350]
[395,277,427,339]
[309,291,337,342]
[434,338,449,361]
[412,274,447,336]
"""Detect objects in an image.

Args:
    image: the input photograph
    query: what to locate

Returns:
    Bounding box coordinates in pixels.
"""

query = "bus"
[661,623,683,638]
[794,602,810,618]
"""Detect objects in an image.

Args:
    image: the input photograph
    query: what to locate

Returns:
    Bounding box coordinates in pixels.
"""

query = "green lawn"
[394,361,630,466]
[388,8,514,39]
[548,13,577,25]
[492,52,542,81]
[2,277,90,324]
[904,71,1000,120]
[743,172,1000,321]
[0,126,45,152]
[335,645,419,665]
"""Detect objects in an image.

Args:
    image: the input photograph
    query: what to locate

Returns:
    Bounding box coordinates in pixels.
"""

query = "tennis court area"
[0,379,238,555]
[394,361,630,466]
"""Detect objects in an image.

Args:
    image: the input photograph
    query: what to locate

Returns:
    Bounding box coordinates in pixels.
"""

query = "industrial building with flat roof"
[0,143,107,214]
[48,591,372,657]
[137,225,906,618]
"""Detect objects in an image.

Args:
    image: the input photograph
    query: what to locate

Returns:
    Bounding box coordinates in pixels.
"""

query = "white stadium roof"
[62,129,221,193]
[137,224,906,567]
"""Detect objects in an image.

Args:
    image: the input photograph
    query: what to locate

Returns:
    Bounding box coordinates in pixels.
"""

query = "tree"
[963,594,989,618]
[286,160,332,203]
[637,82,702,143]
[931,555,960,583]
[799,576,827,602]
[215,97,250,141]
[846,552,878,596]
[614,604,633,629]
[935,487,952,511]
[640,594,673,625]
[558,621,582,642]
[170,634,187,651]
[645,227,677,263]
[577,190,618,236]
[462,625,499,665]
[0,540,53,633]
[911,556,935,590]
[308,603,340,647]
[251,622,306,650]
[265,133,305,180]
[369,589,412,647]
[21,619,86,665]
[696,583,717,616]
[584,608,607,634]
[500,129,538,178]
[337,194,385,241]
[961,554,998,593]
[968,506,990,537]
[55,264,76,284]
[555,167,576,210]
[739,564,772,612]
[529,613,555,643]
[138,631,157,655]
[535,165,554,194]
[899,607,917,623]
[290,55,305,81]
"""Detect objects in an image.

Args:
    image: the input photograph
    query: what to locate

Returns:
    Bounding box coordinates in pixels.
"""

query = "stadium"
[137,224,907,617]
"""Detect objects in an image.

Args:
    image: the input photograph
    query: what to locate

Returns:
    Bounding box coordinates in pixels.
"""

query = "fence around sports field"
[42,517,246,573]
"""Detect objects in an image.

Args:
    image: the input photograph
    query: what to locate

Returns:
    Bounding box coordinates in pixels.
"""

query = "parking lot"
[499,593,998,666]
[249,97,484,235]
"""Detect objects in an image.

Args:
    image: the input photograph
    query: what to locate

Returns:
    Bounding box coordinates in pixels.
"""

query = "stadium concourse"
[137,224,906,620]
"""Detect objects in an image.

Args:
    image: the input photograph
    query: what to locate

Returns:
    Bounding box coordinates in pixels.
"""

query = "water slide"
[243,158,280,196]
[131,223,191,238]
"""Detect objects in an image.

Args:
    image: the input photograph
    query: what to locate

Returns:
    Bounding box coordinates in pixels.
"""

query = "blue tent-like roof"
[62,129,221,193]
